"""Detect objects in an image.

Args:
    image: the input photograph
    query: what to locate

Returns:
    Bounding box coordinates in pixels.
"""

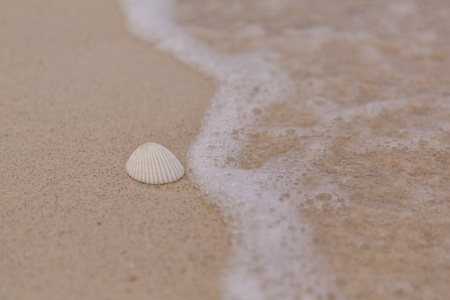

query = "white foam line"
[119,1,340,299]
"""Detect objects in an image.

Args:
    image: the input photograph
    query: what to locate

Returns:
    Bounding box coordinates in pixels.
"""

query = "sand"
[3,0,450,299]
[174,1,450,298]
[0,0,230,299]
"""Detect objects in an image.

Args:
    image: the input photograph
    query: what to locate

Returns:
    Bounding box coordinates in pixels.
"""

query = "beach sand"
[3,0,450,299]
[174,1,450,298]
[0,0,229,299]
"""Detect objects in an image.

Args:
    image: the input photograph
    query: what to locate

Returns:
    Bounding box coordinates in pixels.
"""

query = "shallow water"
[120,0,450,299]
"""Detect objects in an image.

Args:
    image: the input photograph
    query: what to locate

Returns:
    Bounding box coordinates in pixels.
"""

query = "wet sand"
[175,0,450,298]
[0,0,229,299]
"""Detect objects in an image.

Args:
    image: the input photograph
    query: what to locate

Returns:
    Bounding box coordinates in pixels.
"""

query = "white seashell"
[126,142,185,184]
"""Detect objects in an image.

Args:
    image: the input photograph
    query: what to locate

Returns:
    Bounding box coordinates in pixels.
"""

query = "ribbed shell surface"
[125,143,185,184]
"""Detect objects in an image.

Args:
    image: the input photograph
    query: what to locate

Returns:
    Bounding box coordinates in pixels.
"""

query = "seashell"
[126,142,185,184]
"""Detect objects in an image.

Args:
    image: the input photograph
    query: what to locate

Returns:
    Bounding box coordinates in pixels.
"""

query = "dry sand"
[0,0,229,299]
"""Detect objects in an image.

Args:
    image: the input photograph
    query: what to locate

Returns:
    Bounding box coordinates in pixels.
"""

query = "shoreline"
[0,0,229,299]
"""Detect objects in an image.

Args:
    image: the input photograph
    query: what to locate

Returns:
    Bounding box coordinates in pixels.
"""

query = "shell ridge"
[149,144,159,184]
[165,150,182,178]
[158,147,172,183]
[136,148,144,182]
[174,156,184,179]
[144,145,151,183]
[156,147,168,183]
[154,145,165,183]
[149,144,156,184]
[136,149,142,183]
[141,147,147,183]
[172,153,184,178]
[167,151,182,180]
[153,144,164,184]
[147,144,155,183]
[167,150,180,181]
[160,147,176,182]
[141,144,151,183]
